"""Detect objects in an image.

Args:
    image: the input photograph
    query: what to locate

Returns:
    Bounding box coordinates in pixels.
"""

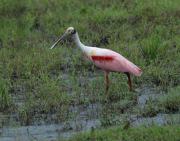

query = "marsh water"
[0,85,179,141]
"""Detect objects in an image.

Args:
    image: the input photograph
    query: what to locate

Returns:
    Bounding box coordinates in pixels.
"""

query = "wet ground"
[0,103,101,141]
[0,85,179,141]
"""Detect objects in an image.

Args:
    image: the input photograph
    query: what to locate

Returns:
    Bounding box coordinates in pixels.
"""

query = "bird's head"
[50,27,76,49]
[65,27,76,35]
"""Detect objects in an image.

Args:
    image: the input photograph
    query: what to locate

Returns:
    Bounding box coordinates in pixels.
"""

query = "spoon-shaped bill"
[50,33,66,49]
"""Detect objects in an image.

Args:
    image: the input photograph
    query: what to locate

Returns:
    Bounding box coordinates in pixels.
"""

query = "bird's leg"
[125,72,132,91]
[104,71,110,96]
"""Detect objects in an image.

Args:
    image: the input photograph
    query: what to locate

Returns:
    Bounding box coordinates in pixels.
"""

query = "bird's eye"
[71,29,76,34]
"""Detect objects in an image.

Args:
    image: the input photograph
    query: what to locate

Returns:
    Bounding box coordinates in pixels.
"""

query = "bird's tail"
[132,66,142,76]
[129,62,142,76]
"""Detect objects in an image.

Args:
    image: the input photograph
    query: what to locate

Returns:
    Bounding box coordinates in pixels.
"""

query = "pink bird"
[50,27,142,94]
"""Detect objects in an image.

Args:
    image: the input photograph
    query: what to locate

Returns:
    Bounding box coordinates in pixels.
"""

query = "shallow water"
[0,85,179,141]
[137,85,164,108]
[0,119,101,141]
[132,113,180,126]
[0,103,101,141]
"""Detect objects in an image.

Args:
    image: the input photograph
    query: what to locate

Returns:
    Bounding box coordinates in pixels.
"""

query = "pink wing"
[89,48,142,76]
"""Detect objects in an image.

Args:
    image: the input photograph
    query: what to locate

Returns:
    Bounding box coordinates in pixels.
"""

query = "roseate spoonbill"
[50,27,142,94]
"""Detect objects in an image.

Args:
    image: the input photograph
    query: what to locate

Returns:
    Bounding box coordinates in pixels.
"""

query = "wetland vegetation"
[0,0,179,140]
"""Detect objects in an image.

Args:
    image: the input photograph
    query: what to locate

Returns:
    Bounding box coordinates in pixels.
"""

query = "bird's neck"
[72,32,85,51]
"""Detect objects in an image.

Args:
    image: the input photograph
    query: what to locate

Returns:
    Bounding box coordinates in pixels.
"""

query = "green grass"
[65,125,180,141]
[0,0,179,132]
[0,78,13,112]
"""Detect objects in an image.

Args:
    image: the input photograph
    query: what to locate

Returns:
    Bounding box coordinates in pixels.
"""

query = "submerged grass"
[134,86,180,119]
[159,86,180,113]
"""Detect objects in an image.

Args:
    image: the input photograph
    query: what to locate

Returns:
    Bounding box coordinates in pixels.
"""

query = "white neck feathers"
[72,32,85,51]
